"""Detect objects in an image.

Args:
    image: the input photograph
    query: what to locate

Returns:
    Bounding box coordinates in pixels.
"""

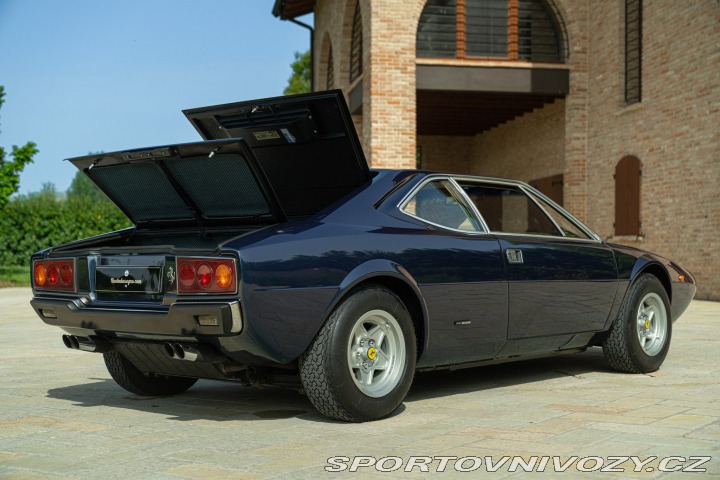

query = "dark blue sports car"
[30,91,696,422]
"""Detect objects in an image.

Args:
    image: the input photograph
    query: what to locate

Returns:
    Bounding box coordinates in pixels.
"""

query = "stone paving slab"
[0,288,718,478]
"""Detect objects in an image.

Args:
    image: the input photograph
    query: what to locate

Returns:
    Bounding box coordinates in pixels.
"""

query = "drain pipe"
[285,17,314,92]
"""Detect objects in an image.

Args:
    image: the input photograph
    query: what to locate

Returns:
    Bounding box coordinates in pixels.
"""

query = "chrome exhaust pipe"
[163,342,178,359]
[62,335,110,353]
[163,342,224,364]
[62,334,79,349]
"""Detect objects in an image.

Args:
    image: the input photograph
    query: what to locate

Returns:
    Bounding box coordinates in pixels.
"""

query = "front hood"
[69,91,372,229]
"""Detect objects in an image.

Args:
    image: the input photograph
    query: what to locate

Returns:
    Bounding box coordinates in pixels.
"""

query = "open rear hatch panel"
[183,90,371,218]
[67,90,372,234]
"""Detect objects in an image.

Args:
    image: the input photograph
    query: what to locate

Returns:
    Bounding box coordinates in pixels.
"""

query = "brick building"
[273,0,719,300]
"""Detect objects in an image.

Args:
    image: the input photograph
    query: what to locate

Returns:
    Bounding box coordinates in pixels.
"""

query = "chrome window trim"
[397,174,603,243]
[519,184,602,242]
[450,175,604,243]
[448,177,491,232]
[397,175,489,235]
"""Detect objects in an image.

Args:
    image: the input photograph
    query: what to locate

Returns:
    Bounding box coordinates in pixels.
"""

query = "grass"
[0,265,31,287]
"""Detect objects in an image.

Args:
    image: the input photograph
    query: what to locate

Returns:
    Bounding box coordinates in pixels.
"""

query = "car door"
[454,179,618,346]
[397,177,508,367]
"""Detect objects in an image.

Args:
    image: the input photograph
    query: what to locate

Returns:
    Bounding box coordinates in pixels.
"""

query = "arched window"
[326,46,335,89]
[417,0,566,63]
[615,156,642,236]
[350,1,363,82]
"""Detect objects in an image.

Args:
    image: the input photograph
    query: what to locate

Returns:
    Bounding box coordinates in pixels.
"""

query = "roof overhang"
[272,0,316,20]
[417,64,569,136]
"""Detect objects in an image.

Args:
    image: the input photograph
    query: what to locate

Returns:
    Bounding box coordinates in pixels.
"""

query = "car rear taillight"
[176,257,237,294]
[33,259,76,292]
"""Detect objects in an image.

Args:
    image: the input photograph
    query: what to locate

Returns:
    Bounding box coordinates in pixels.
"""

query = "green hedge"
[0,265,30,286]
[0,193,131,266]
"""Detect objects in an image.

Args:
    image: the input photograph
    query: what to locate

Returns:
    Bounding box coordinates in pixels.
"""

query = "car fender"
[605,248,673,330]
[322,259,430,355]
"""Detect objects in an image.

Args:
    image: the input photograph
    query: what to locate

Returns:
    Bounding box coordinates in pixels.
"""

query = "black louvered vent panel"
[218,107,310,131]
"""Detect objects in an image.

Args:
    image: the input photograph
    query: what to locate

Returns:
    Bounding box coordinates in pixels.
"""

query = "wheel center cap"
[367,347,377,360]
[644,319,650,329]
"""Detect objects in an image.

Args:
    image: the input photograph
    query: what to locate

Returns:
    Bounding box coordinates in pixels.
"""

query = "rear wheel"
[602,274,672,373]
[103,350,197,396]
[299,285,416,422]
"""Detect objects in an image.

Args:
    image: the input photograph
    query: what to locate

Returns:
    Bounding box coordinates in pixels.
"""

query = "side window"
[526,190,592,240]
[402,180,480,232]
[456,181,561,237]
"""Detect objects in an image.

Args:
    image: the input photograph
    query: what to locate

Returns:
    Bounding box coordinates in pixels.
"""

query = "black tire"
[299,285,417,422]
[103,350,197,396]
[602,274,672,373]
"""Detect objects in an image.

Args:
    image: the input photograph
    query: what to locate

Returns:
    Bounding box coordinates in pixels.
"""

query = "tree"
[0,86,38,209]
[67,154,109,202]
[283,50,311,95]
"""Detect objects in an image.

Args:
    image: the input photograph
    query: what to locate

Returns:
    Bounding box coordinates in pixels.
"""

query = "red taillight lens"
[197,263,213,289]
[176,258,236,294]
[48,265,59,286]
[33,259,75,292]
[179,263,196,289]
[59,265,73,286]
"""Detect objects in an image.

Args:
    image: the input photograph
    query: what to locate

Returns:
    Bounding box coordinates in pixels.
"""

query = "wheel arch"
[322,259,429,359]
[631,261,672,305]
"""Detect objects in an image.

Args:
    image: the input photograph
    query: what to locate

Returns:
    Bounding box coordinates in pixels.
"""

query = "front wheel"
[103,351,197,396]
[602,274,672,373]
[299,285,416,422]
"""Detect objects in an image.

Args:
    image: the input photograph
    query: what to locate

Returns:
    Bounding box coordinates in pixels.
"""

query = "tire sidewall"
[623,275,672,372]
[325,287,416,420]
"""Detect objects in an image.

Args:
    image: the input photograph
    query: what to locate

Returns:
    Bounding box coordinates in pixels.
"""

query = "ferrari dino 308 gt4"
[31,91,696,421]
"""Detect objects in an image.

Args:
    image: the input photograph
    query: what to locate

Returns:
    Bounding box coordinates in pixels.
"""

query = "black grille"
[89,163,191,223]
[164,154,271,218]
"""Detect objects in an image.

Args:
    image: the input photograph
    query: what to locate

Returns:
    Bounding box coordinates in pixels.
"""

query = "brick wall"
[421,99,566,183]
[583,0,720,299]
[419,135,473,173]
[469,99,566,182]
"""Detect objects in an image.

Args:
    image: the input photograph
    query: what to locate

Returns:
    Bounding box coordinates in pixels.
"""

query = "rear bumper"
[30,297,243,336]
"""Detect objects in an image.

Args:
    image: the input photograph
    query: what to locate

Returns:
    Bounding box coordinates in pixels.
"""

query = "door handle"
[506,249,524,264]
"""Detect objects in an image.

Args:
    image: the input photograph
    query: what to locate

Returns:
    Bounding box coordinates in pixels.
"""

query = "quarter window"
[525,190,591,239]
[402,180,480,232]
[456,182,561,236]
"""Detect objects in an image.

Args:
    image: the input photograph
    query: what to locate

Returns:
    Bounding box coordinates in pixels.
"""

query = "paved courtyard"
[0,287,718,478]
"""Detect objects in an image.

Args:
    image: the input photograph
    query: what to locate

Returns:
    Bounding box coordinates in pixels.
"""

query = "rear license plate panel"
[95,266,162,293]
